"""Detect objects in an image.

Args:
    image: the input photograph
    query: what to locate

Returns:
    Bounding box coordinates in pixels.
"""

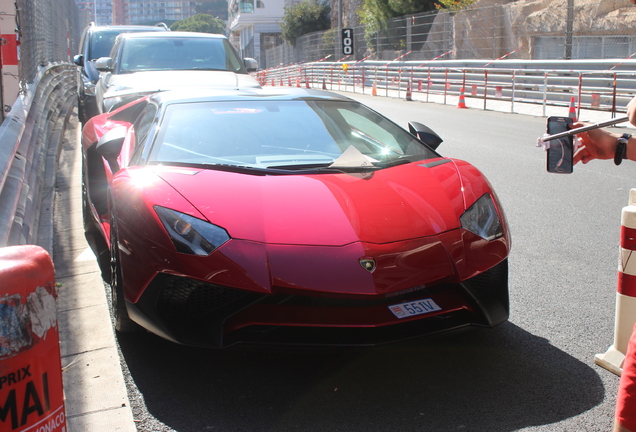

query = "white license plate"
[388,298,442,319]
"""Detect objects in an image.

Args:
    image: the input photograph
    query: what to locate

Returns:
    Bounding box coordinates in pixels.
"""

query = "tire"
[78,96,87,125]
[109,215,141,333]
[82,162,111,282]
[81,163,91,232]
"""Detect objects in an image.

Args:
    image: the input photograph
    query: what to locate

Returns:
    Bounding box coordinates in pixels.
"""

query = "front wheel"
[110,216,141,333]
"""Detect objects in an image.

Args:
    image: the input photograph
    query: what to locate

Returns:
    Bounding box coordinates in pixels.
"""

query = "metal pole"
[337,0,342,60]
[565,0,574,59]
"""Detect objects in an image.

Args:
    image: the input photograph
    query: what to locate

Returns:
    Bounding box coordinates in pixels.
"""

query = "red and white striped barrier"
[595,189,636,376]
[0,245,66,432]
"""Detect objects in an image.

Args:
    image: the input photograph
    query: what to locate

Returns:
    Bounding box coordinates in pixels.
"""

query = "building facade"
[125,1,198,24]
[76,0,113,25]
[76,0,200,25]
[228,0,287,69]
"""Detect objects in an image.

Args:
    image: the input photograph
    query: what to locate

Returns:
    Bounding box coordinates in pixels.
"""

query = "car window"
[149,100,438,170]
[89,29,128,60]
[118,37,246,73]
[130,102,158,165]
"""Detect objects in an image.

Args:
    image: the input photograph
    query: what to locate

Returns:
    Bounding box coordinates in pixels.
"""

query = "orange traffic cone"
[372,81,377,96]
[306,79,310,89]
[296,79,300,88]
[405,80,412,101]
[568,96,577,121]
[457,87,467,109]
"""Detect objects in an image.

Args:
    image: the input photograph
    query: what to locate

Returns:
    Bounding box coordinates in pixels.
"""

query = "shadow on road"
[118,322,604,432]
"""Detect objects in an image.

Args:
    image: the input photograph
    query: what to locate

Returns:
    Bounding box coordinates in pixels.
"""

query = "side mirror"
[73,54,84,67]
[96,126,127,172]
[243,58,258,72]
[95,57,113,72]
[408,122,443,150]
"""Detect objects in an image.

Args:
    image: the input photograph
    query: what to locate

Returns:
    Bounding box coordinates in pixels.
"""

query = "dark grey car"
[73,23,169,124]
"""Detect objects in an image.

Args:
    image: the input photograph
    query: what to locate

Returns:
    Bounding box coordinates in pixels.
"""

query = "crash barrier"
[0,245,66,432]
[257,59,636,118]
[596,188,636,376]
[0,63,77,253]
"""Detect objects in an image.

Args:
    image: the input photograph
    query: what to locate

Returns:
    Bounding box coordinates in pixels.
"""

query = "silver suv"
[94,31,260,114]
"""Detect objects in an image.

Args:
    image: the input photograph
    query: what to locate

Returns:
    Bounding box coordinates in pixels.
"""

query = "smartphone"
[546,116,574,173]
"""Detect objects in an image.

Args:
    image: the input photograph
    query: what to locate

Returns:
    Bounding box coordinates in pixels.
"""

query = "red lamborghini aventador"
[81,87,510,347]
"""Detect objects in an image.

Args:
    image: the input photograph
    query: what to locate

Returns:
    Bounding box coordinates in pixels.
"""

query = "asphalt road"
[112,93,636,432]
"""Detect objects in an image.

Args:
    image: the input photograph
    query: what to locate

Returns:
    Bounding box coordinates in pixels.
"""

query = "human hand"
[571,122,620,164]
[628,97,636,126]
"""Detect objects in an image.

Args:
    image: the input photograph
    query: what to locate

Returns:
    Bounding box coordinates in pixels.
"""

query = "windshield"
[88,28,165,60]
[89,30,126,60]
[149,99,439,172]
[118,37,246,73]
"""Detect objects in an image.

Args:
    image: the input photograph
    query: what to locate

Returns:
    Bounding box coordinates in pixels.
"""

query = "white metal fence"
[256,59,636,118]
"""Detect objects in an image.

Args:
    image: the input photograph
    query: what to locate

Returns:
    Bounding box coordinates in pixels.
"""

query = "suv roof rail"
[155,22,170,30]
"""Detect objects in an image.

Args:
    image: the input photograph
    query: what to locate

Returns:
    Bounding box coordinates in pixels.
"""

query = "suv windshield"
[89,29,133,61]
[119,37,246,74]
[149,100,439,171]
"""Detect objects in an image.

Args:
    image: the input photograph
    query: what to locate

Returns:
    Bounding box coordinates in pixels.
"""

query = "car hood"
[106,70,261,95]
[153,161,466,246]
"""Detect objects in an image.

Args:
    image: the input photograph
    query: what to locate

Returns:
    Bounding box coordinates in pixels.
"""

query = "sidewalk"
[51,115,136,432]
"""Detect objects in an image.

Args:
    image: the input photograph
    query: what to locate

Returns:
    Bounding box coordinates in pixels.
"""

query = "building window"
[239,0,254,13]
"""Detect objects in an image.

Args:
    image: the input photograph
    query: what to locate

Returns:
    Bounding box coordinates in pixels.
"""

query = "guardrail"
[0,63,77,252]
[257,60,636,118]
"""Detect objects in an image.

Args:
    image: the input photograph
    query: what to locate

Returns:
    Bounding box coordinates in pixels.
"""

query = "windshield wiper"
[189,67,227,71]
[372,156,417,168]
[265,163,381,173]
[153,161,346,176]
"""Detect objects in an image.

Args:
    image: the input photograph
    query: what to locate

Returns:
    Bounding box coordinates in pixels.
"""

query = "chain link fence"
[0,0,83,249]
[265,0,636,68]
[16,0,83,86]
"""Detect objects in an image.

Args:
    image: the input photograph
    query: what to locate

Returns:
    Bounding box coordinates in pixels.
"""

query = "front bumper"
[127,259,509,348]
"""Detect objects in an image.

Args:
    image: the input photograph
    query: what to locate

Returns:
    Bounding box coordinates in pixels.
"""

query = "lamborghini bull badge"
[359,257,376,273]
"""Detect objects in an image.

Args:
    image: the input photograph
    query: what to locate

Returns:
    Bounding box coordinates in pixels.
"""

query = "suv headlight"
[83,82,97,96]
[155,206,230,255]
[460,193,503,241]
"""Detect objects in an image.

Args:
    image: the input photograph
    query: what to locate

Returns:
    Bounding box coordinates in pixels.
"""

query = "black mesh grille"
[462,259,508,298]
[156,276,252,320]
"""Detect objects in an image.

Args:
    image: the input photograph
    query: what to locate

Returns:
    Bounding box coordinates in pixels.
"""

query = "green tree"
[171,13,226,34]
[435,0,476,11]
[196,0,229,20]
[358,0,436,52]
[280,0,331,46]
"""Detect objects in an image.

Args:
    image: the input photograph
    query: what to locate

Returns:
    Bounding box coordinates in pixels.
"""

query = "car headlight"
[83,82,97,96]
[155,206,230,256]
[460,193,503,241]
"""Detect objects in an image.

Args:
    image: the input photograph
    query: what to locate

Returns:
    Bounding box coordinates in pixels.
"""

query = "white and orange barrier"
[0,245,66,432]
[596,188,636,376]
